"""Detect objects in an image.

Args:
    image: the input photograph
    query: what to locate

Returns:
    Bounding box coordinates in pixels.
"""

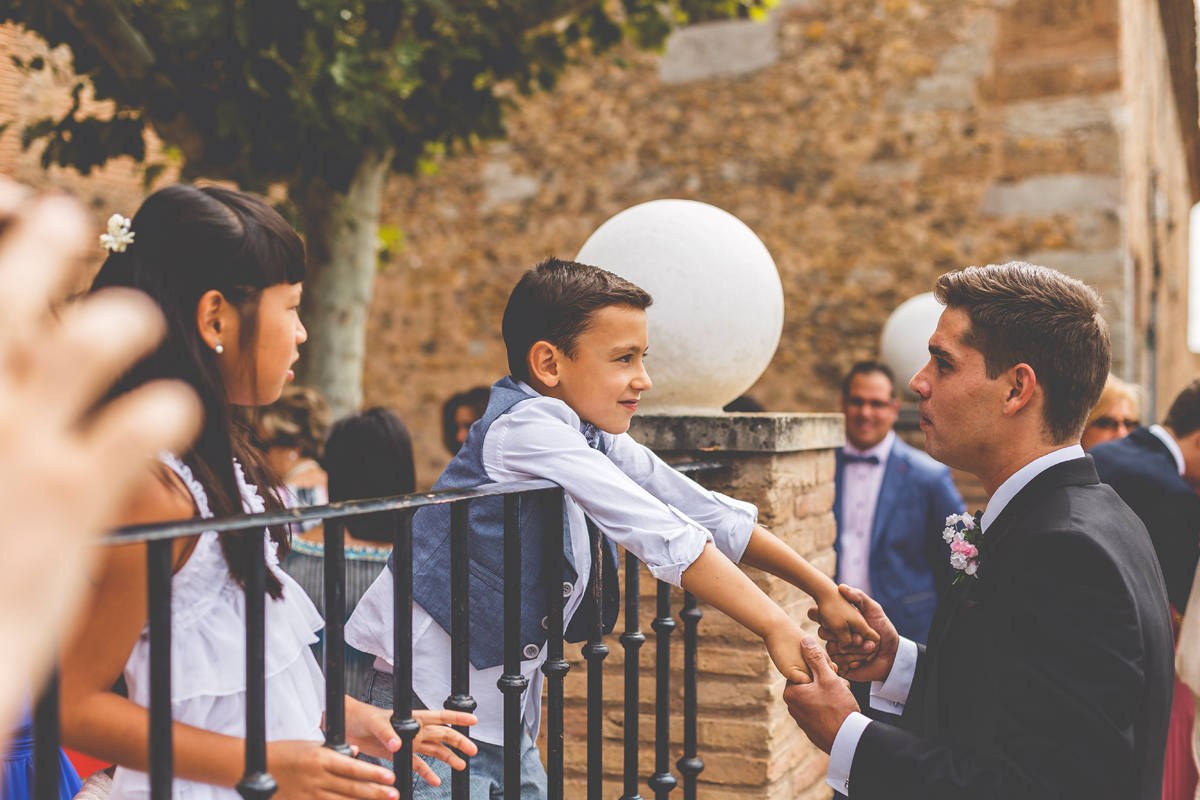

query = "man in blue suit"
[834,361,965,645]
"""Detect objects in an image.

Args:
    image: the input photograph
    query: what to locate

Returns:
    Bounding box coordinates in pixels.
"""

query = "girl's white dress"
[109,454,327,800]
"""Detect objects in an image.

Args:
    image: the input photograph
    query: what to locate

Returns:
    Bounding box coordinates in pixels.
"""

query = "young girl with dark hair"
[59,184,475,800]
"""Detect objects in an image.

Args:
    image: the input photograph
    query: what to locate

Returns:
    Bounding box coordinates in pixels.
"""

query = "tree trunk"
[295,150,392,420]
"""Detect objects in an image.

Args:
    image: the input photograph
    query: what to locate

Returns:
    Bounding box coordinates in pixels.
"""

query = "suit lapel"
[976,457,1099,565]
[833,450,845,573]
[834,449,845,523]
[910,456,1100,737]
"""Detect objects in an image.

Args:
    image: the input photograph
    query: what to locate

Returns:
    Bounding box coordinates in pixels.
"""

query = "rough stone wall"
[1118,0,1200,419]
[538,441,839,800]
[0,23,175,276]
[5,2,1197,483]
[977,0,1128,365]
[365,0,1152,488]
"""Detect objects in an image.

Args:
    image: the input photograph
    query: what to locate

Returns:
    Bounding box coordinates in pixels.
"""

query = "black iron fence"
[31,463,722,800]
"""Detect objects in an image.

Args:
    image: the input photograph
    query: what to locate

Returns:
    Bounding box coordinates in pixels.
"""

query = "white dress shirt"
[838,431,896,597]
[1149,424,1186,476]
[825,443,1085,795]
[346,383,758,745]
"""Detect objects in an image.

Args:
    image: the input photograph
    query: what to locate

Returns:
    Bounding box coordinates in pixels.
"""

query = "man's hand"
[808,585,900,683]
[813,587,879,664]
[781,634,860,753]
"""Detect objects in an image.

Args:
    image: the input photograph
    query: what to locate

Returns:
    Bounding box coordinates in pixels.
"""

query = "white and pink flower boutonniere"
[944,512,984,586]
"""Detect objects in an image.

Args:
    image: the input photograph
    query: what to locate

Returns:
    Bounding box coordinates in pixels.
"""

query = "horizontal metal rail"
[35,460,726,800]
[105,479,562,543]
[105,463,723,543]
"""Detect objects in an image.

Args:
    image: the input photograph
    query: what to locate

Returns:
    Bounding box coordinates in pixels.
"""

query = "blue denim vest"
[388,376,619,670]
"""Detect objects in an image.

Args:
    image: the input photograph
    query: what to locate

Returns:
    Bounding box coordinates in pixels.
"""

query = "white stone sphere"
[880,292,944,400]
[575,200,784,413]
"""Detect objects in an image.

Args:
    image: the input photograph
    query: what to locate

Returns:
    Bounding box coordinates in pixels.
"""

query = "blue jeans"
[361,668,547,800]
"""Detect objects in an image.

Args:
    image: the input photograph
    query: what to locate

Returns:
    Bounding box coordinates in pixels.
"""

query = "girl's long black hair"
[91,184,305,597]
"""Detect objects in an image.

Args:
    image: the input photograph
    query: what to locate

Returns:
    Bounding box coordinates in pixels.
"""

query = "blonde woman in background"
[1081,374,1142,451]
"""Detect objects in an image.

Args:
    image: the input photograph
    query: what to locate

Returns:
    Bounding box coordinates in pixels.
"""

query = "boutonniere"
[944,511,984,585]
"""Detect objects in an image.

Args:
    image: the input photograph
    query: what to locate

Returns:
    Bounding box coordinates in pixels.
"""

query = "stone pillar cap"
[628,412,844,453]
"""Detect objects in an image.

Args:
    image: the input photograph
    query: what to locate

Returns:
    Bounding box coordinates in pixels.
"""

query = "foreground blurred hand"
[0,180,201,738]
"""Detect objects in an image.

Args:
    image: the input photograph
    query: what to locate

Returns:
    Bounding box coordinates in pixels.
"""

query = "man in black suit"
[1090,381,1200,612]
[784,262,1174,799]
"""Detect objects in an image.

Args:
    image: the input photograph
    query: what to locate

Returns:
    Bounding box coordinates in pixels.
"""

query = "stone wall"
[364,0,1196,488]
[977,0,1127,366]
[0,23,175,279]
[365,0,1009,485]
[4,0,1199,475]
[1118,0,1200,419]
[535,413,842,800]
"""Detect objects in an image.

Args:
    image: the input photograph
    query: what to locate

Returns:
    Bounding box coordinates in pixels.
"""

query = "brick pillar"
[539,412,843,800]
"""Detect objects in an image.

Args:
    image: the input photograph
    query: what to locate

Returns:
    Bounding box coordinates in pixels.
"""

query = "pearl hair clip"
[99,214,135,253]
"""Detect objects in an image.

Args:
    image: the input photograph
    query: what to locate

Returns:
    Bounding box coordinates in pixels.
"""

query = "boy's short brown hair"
[502,257,653,382]
[934,262,1110,445]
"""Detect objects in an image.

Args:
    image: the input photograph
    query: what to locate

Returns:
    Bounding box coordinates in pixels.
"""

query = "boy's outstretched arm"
[680,542,821,683]
[739,525,880,657]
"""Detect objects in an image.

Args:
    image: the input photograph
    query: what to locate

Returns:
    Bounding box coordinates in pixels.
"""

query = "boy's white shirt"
[345,381,758,745]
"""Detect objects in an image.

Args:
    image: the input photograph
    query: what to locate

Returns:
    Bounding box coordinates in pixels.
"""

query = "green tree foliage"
[4,0,769,414]
[6,0,764,191]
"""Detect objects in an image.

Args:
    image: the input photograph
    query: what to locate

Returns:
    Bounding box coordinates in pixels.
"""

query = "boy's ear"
[528,341,562,387]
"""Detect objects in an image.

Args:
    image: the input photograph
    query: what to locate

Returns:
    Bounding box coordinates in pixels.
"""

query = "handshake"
[775,585,902,754]
[766,582,890,689]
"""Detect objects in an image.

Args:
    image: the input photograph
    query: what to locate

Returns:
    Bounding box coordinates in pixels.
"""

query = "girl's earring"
[214,341,224,355]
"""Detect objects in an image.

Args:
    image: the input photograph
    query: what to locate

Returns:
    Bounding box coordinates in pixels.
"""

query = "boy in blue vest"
[346,258,878,798]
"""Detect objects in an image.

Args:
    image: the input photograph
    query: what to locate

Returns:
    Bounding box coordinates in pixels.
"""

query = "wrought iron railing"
[31,462,723,800]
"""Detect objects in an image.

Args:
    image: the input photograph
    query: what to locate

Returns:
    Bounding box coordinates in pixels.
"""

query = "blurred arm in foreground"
[0,179,201,741]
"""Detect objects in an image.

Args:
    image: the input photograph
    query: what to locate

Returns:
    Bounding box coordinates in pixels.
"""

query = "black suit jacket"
[1090,427,1200,610]
[849,458,1174,799]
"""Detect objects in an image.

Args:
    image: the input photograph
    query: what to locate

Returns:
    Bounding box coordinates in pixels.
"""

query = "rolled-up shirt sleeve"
[604,431,758,563]
[483,397,741,587]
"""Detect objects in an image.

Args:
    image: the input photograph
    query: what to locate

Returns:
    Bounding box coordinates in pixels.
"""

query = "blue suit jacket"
[834,437,964,644]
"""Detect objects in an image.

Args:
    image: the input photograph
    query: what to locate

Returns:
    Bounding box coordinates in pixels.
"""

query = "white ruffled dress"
[110,455,327,800]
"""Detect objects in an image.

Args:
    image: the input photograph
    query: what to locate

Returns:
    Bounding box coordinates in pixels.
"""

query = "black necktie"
[843,453,880,465]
